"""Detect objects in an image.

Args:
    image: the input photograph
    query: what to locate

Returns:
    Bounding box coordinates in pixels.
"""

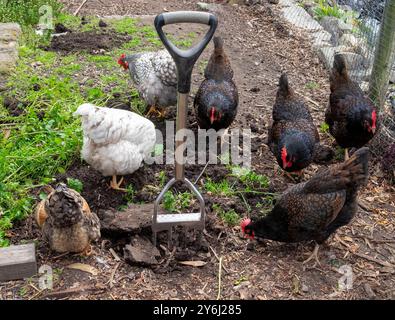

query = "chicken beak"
[372,126,376,134]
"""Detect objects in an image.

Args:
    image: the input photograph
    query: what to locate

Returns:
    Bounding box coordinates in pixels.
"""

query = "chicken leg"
[344,148,349,161]
[302,243,321,266]
[146,105,166,118]
[110,175,127,192]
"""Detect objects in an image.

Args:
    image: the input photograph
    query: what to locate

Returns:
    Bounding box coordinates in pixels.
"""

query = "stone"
[349,67,372,82]
[390,67,395,84]
[319,16,353,44]
[123,236,161,266]
[338,33,360,50]
[279,0,323,31]
[0,23,22,75]
[302,1,318,16]
[336,51,366,69]
[311,29,332,47]
[316,46,336,70]
[0,51,17,74]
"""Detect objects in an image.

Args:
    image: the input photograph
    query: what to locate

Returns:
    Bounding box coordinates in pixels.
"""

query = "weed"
[123,185,136,204]
[305,81,320,90]
[320,122,330,134]
[66,178,83,193]
[163,191,193,213]
[212,204,240,226]
[158,171,167,188]
[204,178,235,197]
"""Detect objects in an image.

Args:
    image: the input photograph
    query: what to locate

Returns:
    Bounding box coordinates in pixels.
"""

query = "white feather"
[74,103,156,177]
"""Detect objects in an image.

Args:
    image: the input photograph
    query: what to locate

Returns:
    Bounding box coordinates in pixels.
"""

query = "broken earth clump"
[44,30,132,54]
[124,236,161,266]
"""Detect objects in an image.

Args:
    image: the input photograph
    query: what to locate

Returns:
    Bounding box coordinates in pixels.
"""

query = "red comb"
[118,54,128,69]
[240,218,251,233]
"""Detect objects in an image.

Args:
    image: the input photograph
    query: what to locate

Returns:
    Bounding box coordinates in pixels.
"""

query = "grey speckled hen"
[118,50,177,117]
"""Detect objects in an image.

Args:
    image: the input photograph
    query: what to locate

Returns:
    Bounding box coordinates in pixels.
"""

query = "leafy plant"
[66,177,83,193]
[204,178,235,197]
[314,0,344,20]
[212,204,240,226]
[163,191,193,213]
[124,184,136,204]
[320,122,330,134]
[305,81,320,90]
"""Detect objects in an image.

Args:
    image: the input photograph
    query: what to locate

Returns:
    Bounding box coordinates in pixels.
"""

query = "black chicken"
[268,73,319,174]
[193,36,238,134]
[241,147,370,265]
[325,54,377,160]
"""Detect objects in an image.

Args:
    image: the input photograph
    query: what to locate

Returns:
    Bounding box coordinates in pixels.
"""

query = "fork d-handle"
[154,11,218,94]
[155,11,218,180]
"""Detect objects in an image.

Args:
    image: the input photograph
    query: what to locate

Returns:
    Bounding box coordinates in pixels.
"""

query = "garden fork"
[152,11,218,247]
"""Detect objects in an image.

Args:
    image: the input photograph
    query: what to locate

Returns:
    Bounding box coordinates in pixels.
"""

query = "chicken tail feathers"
[277,72,294,99]
[331,54,350,83]
[213,36,224,51]
[45,183,84,228]
[304,147,370,194]
[204,36,233,80]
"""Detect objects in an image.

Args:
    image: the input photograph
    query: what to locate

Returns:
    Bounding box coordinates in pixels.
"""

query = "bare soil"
[1,0,394,300]
[45,29,132,54]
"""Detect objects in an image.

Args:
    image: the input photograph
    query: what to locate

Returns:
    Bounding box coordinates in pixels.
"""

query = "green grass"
[0,0,62,28]
[0,12,197,246]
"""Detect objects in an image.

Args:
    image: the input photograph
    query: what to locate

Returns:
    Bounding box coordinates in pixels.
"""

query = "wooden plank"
[0,243,37,281]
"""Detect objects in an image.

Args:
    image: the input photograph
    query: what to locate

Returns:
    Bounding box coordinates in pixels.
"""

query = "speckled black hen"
[325,54,377,159]
[268,73,319,173]
[241,147,370,265]
[193,36,238,132]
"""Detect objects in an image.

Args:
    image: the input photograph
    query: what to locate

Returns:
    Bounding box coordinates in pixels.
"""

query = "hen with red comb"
[268,73,319,174]
[325,54,378,160]
[118,50,177,118]
[240,147,370,265]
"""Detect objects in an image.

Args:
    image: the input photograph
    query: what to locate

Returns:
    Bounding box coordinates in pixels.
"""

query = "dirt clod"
[45,30,132,54]
[124,236,161,266]
[3,97,26,117]
[98,203,154,236]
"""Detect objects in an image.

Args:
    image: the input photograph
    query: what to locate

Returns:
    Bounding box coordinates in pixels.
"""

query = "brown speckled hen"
[268,73,319,174]
[194,36,238,133]
[36,183,101,254]
[241,147,370,265]
[325,54,377,160]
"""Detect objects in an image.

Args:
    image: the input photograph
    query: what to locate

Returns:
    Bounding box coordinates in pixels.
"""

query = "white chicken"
[118,50,177,118]
[73,103,156,191]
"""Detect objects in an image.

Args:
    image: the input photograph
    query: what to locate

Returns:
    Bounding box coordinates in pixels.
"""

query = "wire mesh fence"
[293,0,395,160]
